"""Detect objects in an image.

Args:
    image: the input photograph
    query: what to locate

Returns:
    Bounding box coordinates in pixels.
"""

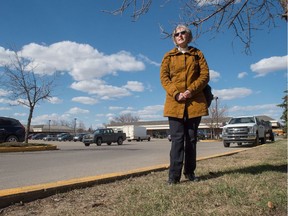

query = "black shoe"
[168,179,180,185]
[184,174,199,182]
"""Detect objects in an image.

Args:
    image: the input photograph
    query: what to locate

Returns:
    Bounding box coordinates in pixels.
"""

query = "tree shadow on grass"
[198,163,287,181]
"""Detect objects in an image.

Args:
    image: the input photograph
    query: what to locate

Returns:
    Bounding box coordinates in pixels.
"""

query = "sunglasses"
[174,30,186,37]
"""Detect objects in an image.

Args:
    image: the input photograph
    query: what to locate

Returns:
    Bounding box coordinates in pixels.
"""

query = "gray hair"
[172,24,192,46]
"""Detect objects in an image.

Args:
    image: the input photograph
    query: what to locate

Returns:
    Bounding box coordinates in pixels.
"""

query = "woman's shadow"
[198,163,287,181]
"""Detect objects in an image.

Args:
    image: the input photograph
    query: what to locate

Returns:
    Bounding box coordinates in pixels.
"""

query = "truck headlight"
[248,126,254,133]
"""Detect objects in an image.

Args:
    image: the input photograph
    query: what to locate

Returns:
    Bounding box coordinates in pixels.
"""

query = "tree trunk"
[25,106,34,143]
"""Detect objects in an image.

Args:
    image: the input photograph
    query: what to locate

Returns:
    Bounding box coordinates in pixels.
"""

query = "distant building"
[108,115,283,138]
[26,125,74,134]
[26,115,283,137]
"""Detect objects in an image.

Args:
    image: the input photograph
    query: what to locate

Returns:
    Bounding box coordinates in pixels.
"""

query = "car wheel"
[84,143,90,147]
[107,142,112,145]
[223,141,230,147]
[96,138,102,146]
[270,133,275,142]
[117,137,123,145]
[6,135,19,142]
[254,134,259,146]
[260,136,266,144]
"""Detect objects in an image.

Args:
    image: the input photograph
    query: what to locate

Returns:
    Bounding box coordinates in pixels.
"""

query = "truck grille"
[227,127,248,134]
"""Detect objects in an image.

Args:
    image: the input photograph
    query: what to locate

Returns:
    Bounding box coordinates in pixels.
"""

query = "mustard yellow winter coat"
[160,46,210,119]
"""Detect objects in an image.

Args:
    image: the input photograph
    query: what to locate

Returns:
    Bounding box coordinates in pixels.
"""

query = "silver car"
[73,133,86,142]
[43,134,58,141]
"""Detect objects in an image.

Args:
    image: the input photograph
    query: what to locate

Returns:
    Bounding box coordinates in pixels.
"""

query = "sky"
[0,0,287,129]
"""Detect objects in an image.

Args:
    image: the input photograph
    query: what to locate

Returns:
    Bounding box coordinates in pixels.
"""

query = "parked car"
[31,133,47,140]
[27,134,34,139]
[197,131,206,140]
[0,117,25,143]
[167,131,206,142]
[57,133,68,138]
[73,133,86,142]
[43,134,58,141]
[58,134,73,141]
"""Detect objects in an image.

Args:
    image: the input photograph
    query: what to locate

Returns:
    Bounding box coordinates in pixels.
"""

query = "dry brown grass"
[1,140,287,216]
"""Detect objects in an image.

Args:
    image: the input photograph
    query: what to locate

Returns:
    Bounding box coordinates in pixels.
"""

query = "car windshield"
[93,129,101,135]
[229,117,255,124]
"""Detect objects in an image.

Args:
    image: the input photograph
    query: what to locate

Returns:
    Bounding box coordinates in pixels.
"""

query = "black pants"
[168,115,201,181]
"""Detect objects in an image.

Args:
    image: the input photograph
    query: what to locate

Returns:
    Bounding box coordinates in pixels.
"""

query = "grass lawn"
[1,139,287,216]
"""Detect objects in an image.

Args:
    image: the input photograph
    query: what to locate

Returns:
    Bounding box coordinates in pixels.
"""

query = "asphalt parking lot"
[0,138,265,208]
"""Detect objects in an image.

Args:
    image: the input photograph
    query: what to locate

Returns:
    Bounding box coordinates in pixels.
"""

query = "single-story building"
[26,115,284,138]
[108,115,283,139]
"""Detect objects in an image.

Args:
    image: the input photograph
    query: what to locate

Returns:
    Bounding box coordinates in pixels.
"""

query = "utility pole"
[214,96,219,139]
[48,119,51,134]
[74,118,77,135]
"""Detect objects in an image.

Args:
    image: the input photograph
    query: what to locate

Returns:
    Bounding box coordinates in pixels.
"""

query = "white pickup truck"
[222,116,272,147]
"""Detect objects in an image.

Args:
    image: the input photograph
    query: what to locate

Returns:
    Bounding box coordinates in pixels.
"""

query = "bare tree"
[49,119,87,133]
[110,113,140,124]
[102,0,152,20]
[280,0,288,20]
[50,120,59,126]
[277,90,288,135]
[77,121,86,133]
[1,50,56,143]
[104,0,287,53]
[87,126,94,132]
[58,120,70,127]
[207,98,228,139]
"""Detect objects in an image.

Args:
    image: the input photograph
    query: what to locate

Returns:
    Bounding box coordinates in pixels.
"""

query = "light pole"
[74,118,77,135]
[214,96,219,139]
[48,120,51,134]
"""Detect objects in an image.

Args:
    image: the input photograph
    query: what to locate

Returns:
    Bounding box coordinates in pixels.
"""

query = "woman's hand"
[176,93,186,102]
[183,90,191,99]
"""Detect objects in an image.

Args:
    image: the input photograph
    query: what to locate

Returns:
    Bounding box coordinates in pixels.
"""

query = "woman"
[160,24,210,184]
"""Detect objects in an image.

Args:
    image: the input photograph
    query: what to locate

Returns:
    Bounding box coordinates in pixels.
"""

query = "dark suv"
[0,117,25,142]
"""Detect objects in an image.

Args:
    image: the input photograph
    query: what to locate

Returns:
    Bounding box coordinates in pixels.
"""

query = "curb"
[0,146,254,209]
[0,164,169,209]
[199,139,219,142]
[0,145,58,153]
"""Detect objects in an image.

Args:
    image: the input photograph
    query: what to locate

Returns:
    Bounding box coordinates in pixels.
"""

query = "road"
[0,139,252,190]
